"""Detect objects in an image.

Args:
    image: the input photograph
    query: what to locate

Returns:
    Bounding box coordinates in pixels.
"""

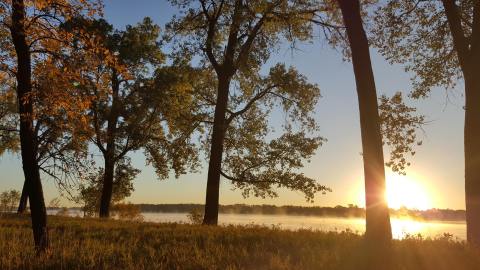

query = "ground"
[0,214,479,270]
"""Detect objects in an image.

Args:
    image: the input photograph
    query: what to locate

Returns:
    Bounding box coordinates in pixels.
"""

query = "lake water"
[141,213,467,240]
[51,210,466,240]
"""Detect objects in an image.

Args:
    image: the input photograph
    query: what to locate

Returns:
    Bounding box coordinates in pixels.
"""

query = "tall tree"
[168,0,329,225]
[0,0,101,251]
[374,0,480,247]
[305,0,424,245]
[70,18,199,218]
[336,0,392,244]
[10,0,49,250]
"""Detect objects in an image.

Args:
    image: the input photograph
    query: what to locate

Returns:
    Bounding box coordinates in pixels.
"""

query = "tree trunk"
[17,180,28,213]
[463,30,480,245]
[99,156,115,218]
[464,76,480,247]
[338,0,392,244]
[203,77,230,225]
[11,0,49,252]
[98,72,120,218]
[442,0,480,247]
[464,2,480,248]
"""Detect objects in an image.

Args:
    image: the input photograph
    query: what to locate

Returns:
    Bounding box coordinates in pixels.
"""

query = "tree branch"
[201,0,221,72]
[226,84,277,125]
[442,0,471,73]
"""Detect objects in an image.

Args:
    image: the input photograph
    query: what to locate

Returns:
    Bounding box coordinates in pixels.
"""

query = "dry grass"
[0,214,479,270]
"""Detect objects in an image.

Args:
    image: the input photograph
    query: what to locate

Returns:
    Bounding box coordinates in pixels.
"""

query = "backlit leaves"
[379,92,425,174]
[170,0,329,202]
[0,0,103,190]
[372,0,474,97]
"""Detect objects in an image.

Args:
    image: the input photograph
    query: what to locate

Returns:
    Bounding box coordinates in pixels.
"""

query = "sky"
[0,0,467,210]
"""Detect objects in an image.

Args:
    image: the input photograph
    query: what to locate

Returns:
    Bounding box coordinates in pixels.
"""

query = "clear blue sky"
[0,0,466,209]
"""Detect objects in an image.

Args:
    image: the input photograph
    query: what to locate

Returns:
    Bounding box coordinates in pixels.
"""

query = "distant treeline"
[134,204,465,221]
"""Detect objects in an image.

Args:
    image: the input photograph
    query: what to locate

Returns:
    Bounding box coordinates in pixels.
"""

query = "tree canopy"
[372,0,474,98]
[167,0,330,205]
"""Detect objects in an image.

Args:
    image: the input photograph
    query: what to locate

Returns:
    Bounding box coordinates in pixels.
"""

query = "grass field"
[0,214,479,270]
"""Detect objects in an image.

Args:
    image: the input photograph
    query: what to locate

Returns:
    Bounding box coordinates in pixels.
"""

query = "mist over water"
[48,209,467,241]
[52,210,466,240]
[144,213,466,240]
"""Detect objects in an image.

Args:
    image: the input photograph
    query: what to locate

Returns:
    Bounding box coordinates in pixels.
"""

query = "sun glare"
[385,173,431,210]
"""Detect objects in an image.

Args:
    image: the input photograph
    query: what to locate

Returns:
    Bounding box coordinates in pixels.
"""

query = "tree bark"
[17,180,28,213]
[11,0,49,252]
[203,77,230,225]
[464,76,480,247]
[99,72,120,218]
[463,22,480,246]
[442,0,480,247]
[99,155,115,218]
[338,0,392,244]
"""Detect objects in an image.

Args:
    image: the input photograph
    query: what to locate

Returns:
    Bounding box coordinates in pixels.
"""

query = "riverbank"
[0,214,478,270]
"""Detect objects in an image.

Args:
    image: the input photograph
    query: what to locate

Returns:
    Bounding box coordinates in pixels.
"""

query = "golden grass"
[0,214,478,270]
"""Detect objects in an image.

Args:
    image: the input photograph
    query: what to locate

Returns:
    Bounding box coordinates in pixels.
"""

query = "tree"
[69,18,199,218]
[374,0,480,247]
[0,0,102,251]
[302,0,425,246]
[0,189,20,212]
[335,0,392,244]
[76,158,138,217]
[168,0,329,225]
[15,53,97,214]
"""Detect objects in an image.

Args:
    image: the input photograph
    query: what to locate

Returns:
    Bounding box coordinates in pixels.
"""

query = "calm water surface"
[141,212,466,240]
[52,210,466,240]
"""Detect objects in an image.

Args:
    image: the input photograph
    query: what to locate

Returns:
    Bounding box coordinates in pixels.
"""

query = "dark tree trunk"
[203,77,230,225]
[338,0,392,244]
[464,3,480,248]
[463,32,480,246]
[464,76,480,247]
[99,155,115,218]
[17,181,28,213]
[99,72,120,218]
[442,0,480,247]
[11,0,49,252]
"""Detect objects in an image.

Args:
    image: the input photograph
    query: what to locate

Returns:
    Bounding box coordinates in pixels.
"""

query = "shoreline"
[45,203,467,222]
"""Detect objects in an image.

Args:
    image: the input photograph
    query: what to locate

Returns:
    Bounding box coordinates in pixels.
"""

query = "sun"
[385,173,431,210]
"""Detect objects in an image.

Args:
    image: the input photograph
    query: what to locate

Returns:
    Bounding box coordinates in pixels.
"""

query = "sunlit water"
[50,210,466,240]
[142,213,466,240]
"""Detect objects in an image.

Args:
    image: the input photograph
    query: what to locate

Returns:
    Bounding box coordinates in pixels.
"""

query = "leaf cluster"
[379,92,425,174]
[0,0,104,191]
[372,0,474,98]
